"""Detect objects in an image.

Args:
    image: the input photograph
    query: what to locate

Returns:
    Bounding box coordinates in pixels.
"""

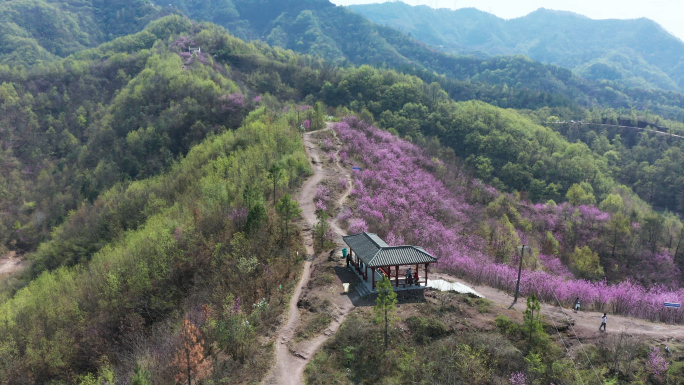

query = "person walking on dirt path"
[599,313,607,332]
[574,297,580,313]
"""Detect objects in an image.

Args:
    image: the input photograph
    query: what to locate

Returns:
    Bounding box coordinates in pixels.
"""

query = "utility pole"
[512,245,531,306]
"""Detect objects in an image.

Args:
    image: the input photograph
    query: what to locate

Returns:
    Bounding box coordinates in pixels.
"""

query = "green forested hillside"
[350,2,684,93]
[0,0,165,66]
[0,109,312,382]
[0,18,324,381]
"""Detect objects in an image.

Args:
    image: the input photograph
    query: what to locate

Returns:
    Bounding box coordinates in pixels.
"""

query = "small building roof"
[342,232,438,267]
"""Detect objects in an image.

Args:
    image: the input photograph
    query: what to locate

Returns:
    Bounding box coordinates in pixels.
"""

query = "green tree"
[268,164,283,206]
[566,183,596,206]
[312,210,332,251]
[245,202,268,234]
[522,294,547,351]
[488,214,520,263]
[242,184,263,211]
[275,193,302,240]
[607,212,630,259]
[374,276,398,349]
[130,365,151,385]
[78,364,115,385]
[569,246,605,280]
[599,194,624,213]
[541,231,560,256]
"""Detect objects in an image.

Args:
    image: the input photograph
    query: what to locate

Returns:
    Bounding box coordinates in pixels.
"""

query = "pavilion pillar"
[365,264,368,280]
[425,263,429,286]
[372,268,376,290]
[395,265,399,287]
[416,264,419,285]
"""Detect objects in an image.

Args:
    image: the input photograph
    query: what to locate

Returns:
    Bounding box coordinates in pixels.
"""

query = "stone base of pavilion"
[348,266,484,298]
[349,265,427,296]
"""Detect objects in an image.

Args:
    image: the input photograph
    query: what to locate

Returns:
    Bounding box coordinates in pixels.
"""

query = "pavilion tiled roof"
[342,232,438,267]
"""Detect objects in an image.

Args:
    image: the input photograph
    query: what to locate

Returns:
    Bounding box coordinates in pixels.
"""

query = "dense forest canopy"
[0,0,165,66]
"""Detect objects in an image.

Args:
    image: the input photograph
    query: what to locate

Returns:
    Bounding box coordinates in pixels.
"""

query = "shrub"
[495,315,520,338]
[406,315,449,344]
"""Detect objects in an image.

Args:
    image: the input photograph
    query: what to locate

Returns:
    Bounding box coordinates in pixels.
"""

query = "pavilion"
[343,232,439,291]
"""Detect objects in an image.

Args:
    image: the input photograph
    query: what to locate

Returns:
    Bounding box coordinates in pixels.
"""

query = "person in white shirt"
[599,313,607,331]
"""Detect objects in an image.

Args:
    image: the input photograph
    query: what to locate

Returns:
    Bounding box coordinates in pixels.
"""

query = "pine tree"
[130,365,151,385]
[275,193,301,240]
[374,276,398,349]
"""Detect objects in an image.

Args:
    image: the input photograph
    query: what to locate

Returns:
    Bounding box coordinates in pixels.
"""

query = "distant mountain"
[5,0,684,120]
[349,2,684,92]
[156,1,663,116]
[0,0,163,66]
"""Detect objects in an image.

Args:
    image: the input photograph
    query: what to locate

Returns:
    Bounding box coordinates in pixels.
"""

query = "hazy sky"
[330,0,684,41]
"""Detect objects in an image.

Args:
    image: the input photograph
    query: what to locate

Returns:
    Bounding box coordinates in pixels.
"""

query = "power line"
[548,121,684,140]
[527,277,587,384]
[547,288,604,385]
[532,270,601,384]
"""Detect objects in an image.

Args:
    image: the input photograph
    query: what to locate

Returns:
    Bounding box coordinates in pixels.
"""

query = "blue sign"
[664,302,681,308]
[352,167,362,171]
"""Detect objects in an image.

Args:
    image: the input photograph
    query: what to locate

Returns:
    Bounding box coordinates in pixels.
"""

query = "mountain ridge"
[350,1,684,92]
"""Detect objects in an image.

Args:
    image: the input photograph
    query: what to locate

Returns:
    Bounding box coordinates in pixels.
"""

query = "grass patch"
[296,312,333,341]
[463,295,493,313]
[311,272,335,287]
[406,315,449,344]
[476,298,493,314]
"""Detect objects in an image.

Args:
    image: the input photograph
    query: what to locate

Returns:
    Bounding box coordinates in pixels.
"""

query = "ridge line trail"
[267,122,353,385]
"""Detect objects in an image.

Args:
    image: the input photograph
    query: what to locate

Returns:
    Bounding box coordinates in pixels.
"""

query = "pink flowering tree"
[509,372,527,385]
[647,346,667,381]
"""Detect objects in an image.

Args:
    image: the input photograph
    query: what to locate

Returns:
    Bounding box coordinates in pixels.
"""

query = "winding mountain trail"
[266,122,354,385]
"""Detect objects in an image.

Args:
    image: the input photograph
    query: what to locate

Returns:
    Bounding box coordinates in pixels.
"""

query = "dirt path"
[266,123,354,385]
[430,272,684,343]
[0,251,24,276]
